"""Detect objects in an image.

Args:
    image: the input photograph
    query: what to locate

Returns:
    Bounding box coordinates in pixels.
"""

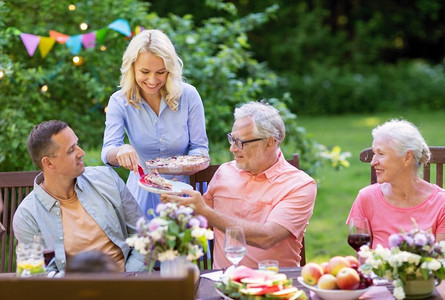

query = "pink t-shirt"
[203,152,317,269]
[347,183,445,248]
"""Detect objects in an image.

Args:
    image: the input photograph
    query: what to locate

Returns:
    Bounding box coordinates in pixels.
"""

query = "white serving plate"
[297,277,370,300]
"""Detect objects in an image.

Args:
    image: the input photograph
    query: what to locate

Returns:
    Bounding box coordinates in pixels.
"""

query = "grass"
[297,110,445,263]
[84,110,445,264]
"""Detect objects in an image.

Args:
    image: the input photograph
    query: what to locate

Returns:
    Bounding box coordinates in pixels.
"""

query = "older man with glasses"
[162,101,317,269]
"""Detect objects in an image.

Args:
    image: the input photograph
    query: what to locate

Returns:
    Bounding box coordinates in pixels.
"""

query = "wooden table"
[196,267,444,300]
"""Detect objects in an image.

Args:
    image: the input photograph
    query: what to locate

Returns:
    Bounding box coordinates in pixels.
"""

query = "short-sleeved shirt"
[347,183,445,248]
[13,166,146,272]
[203,152,317,269]
[101,82,209,218]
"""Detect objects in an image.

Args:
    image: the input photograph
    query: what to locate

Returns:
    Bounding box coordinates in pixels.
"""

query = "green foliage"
[0,0,330,177]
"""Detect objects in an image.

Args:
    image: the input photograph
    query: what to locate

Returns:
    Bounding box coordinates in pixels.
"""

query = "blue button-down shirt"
[13,167,146,272]
[101,82,209,217]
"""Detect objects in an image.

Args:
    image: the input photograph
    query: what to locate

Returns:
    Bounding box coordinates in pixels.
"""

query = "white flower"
[423,259,442,271]
[191,227,207,238]
[134,237,149,255]
[393,285,405,300]
[205,229,214,240]
[158,249,179,261]
[150,228,164,241]
[125,235,137,247]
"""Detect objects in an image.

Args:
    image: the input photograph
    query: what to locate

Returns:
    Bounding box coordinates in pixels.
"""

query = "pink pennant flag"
[20,33,40,57]
[82,32,96,49]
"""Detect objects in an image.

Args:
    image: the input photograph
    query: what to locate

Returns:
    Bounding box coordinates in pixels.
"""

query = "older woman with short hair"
[347,119,445,248]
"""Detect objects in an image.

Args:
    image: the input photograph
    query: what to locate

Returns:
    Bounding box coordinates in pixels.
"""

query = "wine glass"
[347,218,371,253]
[224,226,247,268]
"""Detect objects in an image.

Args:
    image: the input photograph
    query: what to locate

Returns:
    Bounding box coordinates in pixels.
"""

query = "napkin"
[200,270,224,281]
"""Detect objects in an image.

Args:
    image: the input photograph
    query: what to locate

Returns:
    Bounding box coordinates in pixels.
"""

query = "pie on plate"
[145,155,210,175]
[138,169,193,195]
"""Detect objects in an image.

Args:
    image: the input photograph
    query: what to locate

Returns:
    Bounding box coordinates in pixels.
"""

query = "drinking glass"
[33,234,55,267]
[224,226,247,268]
[16,242,45,277]
[347,218,371,252]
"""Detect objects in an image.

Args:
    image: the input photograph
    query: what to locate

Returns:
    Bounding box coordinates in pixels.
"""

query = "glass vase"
[160,256,188,277]
[403,277,436,299]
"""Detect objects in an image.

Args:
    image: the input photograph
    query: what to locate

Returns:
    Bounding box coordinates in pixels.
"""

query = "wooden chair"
[0,171,39,273]
[189,153,306,269]
[359,146,445,187]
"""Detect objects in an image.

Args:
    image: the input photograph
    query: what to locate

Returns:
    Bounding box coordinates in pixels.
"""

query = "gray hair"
[119,29,183,110]
[372,119,430,168]
[234,100,285,145]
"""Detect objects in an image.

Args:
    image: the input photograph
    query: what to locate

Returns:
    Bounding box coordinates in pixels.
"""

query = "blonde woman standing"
[101,29,209,217]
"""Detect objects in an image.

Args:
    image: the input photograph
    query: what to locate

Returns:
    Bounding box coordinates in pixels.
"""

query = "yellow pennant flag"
[39,37,56,58]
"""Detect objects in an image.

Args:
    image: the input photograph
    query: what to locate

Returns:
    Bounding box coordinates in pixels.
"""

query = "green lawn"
[297,110,445,263]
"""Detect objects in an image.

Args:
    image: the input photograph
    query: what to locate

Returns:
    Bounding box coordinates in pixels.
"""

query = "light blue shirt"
[13,167,146,272]
[101,82,209,217]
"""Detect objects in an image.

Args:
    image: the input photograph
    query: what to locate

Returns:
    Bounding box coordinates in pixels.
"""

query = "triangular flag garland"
[18,19,143,59]
[20,33,40,57]
[38,37,56,58]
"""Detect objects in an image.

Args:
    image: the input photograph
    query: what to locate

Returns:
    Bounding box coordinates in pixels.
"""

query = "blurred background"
[1,0,444,262]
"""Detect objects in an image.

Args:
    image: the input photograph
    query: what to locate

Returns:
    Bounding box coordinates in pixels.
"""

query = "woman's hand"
[116,144,139,173]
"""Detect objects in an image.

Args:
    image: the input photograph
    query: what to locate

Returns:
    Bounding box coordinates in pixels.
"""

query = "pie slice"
[142,169,173,191]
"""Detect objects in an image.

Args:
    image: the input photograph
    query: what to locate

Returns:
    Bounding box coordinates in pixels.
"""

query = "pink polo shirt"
[203,152,317,269]
[347,183,445,248]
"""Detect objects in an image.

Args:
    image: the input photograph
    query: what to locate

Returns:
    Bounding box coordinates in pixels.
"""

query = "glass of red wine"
[347,218,371,254]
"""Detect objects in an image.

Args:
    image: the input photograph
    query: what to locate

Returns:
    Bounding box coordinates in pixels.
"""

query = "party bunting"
[95,27,109,44]
[20,33,40,56]
[39,37,56,58]
[19,19,139,59]
[65,35,82,55]
[82,32,96,49]
[108,19,131,37]
[49,30,70,44]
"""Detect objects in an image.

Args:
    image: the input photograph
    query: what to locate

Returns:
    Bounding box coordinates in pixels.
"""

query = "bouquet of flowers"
[359,218,445,299]
[126,202,214,269]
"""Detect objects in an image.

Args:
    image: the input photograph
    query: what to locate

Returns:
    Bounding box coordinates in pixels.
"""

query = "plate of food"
[138,169,193,195]
[214,266,307,300]
[145,155,210,175]
[297,277,370,300]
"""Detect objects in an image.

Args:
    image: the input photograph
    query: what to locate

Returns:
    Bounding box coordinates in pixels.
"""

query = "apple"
[301,262,324,286]
[317,274,338,290]
[329,256,351,276]
[320,261,331,274]
[336,267,360,290]
[345,255,359,269]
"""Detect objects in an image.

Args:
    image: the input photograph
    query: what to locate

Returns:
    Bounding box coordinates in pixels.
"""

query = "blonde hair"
[119,29,183,110]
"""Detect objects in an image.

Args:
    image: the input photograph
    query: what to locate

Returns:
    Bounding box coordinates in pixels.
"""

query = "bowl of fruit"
[215,266,308,300]
[298,255,373,300]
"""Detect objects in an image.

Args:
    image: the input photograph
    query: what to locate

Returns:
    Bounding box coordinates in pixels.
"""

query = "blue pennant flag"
[108,19,131,37]
[65,34,83,55]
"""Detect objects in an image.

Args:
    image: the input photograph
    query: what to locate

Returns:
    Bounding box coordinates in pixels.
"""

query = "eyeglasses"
[227,133,264,150]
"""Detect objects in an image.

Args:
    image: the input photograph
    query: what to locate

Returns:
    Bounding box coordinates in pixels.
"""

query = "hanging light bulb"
[68,4,76,11]
[72,56,84,66]
[80,23,88,31]
[41,85,48,93]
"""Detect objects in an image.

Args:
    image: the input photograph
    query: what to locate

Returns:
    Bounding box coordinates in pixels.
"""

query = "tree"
[1,0,330,174]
